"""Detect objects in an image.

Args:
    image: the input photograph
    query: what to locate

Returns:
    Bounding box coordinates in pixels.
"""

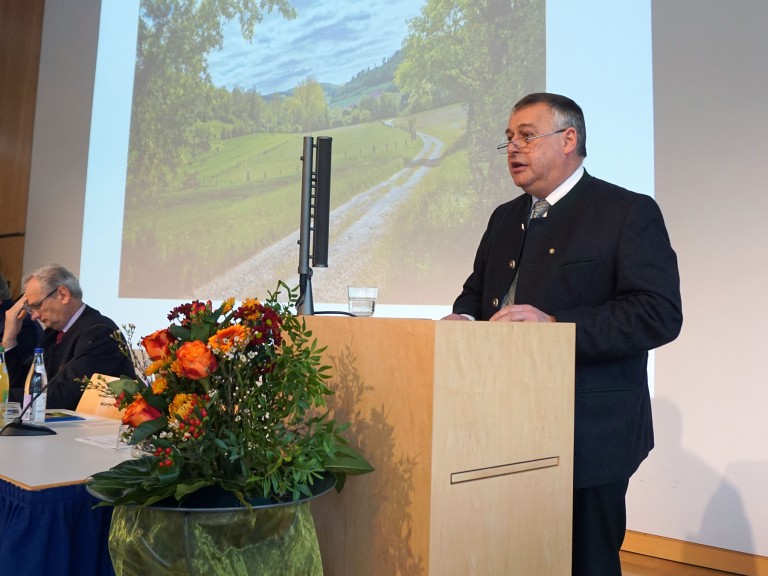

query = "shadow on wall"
[648,398,757,573]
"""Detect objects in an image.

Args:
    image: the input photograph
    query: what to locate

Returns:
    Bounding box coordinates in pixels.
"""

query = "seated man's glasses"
[23,287,59,313]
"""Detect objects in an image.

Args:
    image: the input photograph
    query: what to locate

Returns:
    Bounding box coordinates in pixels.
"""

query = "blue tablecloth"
[0,480,115,576]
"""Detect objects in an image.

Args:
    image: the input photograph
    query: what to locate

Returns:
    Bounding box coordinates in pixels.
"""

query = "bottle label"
[31,393,47,424]
[22,394,32,421]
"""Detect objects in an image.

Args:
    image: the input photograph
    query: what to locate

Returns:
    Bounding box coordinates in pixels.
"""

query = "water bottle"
[28,348,48,424]
[21,358,35,421]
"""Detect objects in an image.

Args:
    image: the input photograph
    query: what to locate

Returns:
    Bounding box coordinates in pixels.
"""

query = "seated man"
[2,264,136,410]
[1,273,42,392]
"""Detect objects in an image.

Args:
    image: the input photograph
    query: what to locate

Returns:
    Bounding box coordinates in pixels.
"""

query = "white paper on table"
[75,433,132,452]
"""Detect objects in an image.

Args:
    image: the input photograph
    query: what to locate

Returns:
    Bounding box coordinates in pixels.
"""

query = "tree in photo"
[290,78,329,132]
[126,0,296,207]
[395,0,545,205]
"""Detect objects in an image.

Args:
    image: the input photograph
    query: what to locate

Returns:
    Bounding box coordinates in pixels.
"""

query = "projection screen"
[66,0,654,338]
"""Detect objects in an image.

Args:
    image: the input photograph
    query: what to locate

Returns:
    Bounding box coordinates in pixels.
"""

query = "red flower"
[248,307,283,347]
[167,303,194,324]
[173,340,217,380]
[141,329,175,361]
[122,397,163,427]
[167,300,213,327]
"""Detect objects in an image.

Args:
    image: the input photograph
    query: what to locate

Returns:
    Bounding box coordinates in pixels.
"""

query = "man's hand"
[2,295,28,348]
[441,313,472,321]
[490,304,555,323]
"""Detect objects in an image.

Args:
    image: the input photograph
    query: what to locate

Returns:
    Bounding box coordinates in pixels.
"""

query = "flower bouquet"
[87,282,372,508]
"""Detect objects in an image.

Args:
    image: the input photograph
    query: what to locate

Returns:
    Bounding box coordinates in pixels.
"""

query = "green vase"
[108,501,324,576]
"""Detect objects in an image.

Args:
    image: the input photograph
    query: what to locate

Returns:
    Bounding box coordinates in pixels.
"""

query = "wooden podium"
[307,317,575,575]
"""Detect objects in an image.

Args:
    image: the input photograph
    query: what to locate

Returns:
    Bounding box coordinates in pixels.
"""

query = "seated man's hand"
[2,295,28,348]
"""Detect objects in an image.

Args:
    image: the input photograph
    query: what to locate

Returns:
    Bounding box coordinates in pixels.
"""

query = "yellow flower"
[151,377,168,395]
[221,297,235,314]
[170,393,197,421]
[145,359,165,376]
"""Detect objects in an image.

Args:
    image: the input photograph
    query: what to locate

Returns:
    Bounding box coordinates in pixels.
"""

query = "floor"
[621,551,741,576]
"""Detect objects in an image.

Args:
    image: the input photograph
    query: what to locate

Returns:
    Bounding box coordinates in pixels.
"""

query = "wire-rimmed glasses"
[23,287,59,313]
[497,128,567,154]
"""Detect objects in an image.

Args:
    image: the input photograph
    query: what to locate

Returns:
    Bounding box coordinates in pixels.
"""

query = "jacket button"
[492,298,499,308]
[509,259,516,269]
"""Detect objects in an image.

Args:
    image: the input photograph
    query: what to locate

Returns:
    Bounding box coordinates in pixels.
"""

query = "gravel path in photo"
[194,130,444,303]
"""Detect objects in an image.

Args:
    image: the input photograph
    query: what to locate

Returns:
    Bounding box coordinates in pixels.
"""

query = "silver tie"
[530,199,550,220]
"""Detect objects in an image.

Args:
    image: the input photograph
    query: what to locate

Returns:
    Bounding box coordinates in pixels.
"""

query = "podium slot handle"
[450,456,559,484]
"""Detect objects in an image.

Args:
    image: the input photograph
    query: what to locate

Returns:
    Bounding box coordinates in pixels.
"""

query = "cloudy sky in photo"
[207,0,425,94]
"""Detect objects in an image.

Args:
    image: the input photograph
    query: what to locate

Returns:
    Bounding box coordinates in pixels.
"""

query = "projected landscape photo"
[119,0,545,305]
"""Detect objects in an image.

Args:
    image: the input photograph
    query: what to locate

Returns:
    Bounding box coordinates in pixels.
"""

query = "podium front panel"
[307,317,575,576]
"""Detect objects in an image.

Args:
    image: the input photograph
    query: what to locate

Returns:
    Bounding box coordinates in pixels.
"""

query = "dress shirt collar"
[531,164,584,210]
[61,303,87,334]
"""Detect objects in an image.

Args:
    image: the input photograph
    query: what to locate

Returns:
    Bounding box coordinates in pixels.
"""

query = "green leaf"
[168,324,191,341]
[324,444,375,476]
[190,322,213,342]
[107,377,143,398]
[157,464,180,484]
[131,416,168,444]
[333,472,347,493]
[175,480,214,500]
[88,457,169,505]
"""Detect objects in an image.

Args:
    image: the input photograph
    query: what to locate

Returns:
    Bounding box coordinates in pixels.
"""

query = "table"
[0,416,132,576]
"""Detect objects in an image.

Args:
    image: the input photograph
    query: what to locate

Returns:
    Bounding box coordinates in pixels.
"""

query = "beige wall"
[625,0,768,561]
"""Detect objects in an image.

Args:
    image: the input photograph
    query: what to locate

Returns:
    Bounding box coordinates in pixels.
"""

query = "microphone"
[0,380,57,436]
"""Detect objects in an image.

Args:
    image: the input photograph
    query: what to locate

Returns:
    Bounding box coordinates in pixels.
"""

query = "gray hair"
[513,92,587,158]
[23,264,83,299]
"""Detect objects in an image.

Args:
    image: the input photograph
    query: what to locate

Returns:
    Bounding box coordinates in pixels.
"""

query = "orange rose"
[122,397,163,427]
[174,340,217,380]
[141,329,175,361]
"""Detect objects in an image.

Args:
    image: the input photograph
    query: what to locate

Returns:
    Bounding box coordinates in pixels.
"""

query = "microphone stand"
[297,136,316,315]
[0,382,56,436]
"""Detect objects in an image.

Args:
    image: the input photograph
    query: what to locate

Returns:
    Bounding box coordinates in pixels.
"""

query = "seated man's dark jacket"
[1,299,42,392]
[6,305,136,410]
[452,171,683,490]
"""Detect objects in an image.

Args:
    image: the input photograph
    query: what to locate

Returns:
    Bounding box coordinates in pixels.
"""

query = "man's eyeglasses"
[23,287,59,313]
[497,128,567,154]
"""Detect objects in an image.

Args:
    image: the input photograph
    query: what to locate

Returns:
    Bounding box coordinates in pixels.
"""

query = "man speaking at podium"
[2,264,136,410]
[444,93,683,575]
